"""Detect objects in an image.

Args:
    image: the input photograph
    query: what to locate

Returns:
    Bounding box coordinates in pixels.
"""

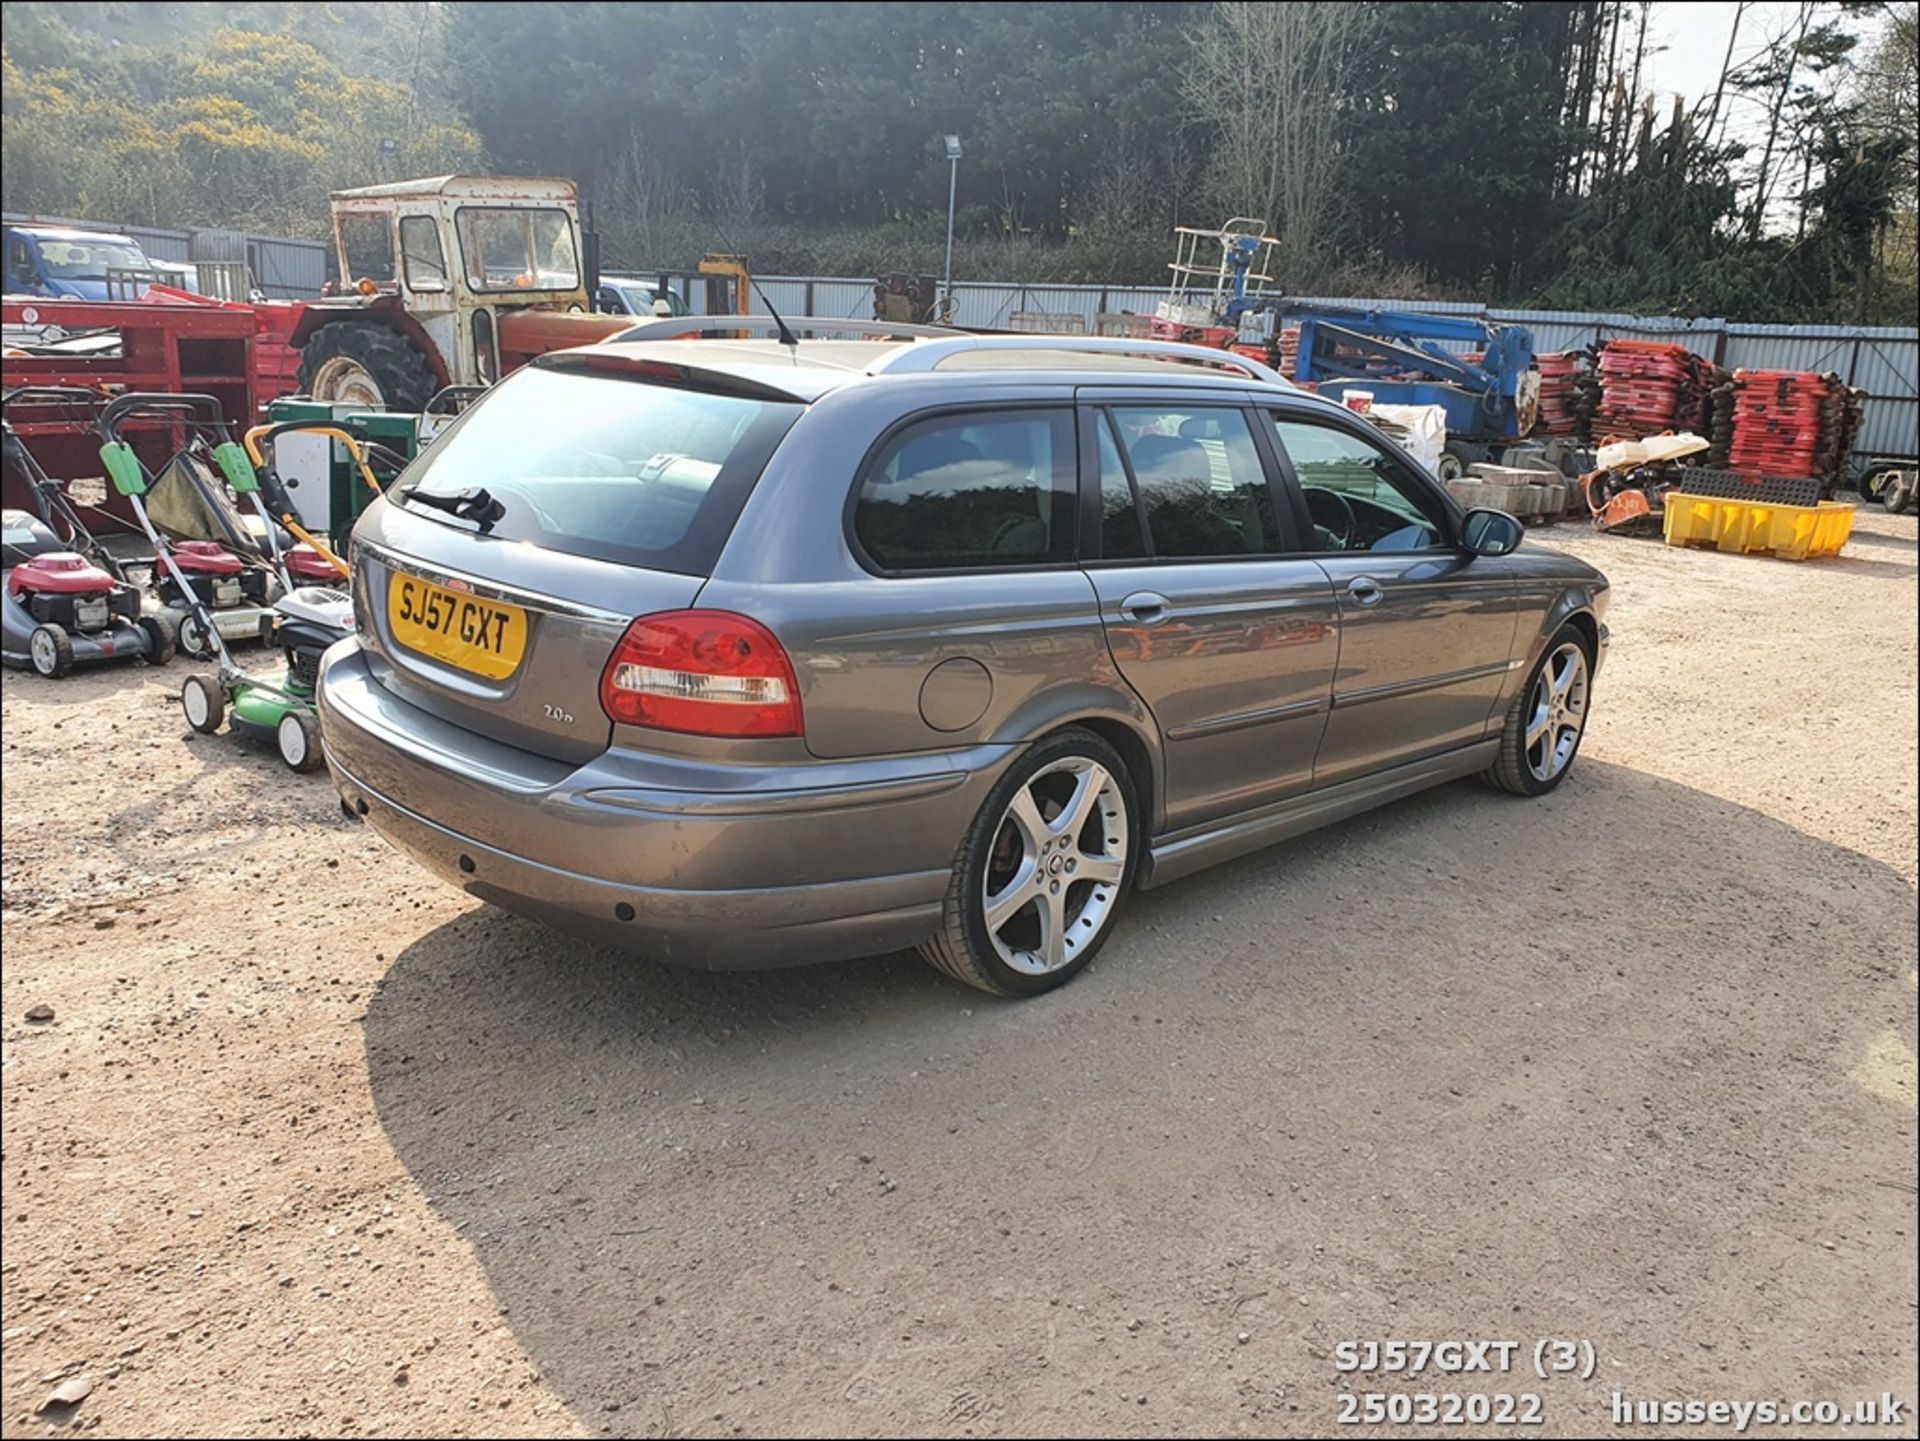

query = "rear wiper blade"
[398,484,505,532]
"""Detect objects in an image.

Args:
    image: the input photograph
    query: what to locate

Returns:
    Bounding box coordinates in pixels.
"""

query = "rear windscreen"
[397,365,800,575]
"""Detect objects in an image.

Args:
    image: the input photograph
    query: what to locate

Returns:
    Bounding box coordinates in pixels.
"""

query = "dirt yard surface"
[4,509,1916,1439]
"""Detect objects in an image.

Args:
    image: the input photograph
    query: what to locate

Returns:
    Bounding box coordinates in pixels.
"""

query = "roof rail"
[612,316,964,343]
[865,334,1288,385]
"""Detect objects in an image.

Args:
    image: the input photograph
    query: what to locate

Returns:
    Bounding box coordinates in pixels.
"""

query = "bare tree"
[1157,127,1200,230]
[605,127,686,265]
[1181,1,1363,266]
[1087,118,1152,230]
[1747,0,1817,238]
[1852,1,1918,200]
[1698,0,1748,146]
[713,139,763,230]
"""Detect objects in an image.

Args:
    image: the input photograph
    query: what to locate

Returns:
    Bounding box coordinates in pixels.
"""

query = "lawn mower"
[95,398,332,770]
[2,387,175,676]
[105,415,401,772]
[95,393,285,660]
[201,419,413,769]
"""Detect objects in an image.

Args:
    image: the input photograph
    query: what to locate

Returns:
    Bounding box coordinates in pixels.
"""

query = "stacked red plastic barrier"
[1726,369,1844,481]
[1534,352,1583,437]
[1593,340,1717,437]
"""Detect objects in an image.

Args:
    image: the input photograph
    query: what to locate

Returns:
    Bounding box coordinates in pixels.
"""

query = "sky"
[1641,1,1889,146]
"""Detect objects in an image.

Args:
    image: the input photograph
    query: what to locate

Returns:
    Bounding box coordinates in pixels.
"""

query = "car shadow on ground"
[362,758,1917,1437]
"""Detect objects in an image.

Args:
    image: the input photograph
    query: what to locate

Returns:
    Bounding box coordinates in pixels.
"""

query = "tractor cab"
[293,176,626,408]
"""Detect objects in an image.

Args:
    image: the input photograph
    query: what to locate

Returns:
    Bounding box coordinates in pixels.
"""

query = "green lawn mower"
[97,405,376,772]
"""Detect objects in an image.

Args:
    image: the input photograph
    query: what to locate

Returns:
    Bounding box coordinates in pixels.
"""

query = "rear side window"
[398,365,799,575]
[1109,405,1280,558]
[854,409,1076,571]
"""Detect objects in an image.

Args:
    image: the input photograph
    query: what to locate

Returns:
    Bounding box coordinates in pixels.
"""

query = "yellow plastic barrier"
[1662,493,1856,561]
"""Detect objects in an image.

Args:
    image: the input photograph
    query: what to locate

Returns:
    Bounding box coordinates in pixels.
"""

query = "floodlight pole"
[942,135,963,323]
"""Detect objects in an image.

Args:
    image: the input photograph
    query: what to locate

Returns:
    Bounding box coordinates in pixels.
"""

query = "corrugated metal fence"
[2,211,328,300]
[720,277,1919,460]
[5,221,1911,458]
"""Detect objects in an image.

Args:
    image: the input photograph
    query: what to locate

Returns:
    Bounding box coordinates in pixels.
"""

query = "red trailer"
[2,297,256,513]
[136,285,303,416]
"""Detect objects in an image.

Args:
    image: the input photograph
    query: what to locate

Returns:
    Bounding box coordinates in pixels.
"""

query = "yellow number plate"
[387,573,527,680]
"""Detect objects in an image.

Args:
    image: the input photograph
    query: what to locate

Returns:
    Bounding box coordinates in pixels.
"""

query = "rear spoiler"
[529,349,815,404]
[611,316,962,343]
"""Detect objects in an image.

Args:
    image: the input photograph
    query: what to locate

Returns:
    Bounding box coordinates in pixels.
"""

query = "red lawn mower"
[93,393,284,660]
[2,387,175,677]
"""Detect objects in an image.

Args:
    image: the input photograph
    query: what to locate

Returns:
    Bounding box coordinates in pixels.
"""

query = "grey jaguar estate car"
[318,320,1609,996]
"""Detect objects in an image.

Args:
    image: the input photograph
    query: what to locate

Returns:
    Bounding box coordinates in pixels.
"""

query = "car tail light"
[598,610,801,738]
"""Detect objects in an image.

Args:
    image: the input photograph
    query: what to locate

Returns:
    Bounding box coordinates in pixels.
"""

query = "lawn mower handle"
[243,422,389,500]
[243,423,395,582]
[2,385,104,413]
[96,392,229,443]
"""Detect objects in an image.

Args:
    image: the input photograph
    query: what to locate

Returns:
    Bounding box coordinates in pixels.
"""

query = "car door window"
[1107,406,1279,558]
[1269,417,1450,553]
[854,409,1076,571]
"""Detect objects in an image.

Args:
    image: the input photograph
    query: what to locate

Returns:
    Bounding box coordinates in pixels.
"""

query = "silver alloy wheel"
[1525,641,1590,783]
[29,628,57,675]
[982,757,1129,976]
[309,355,387,408]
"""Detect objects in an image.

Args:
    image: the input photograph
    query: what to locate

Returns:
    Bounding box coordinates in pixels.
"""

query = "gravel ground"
[3,509,1915,1438]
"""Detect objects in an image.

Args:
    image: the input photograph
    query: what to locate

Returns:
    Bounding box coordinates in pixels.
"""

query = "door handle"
[1346,576,1385,607]
[1118,590,1170,626]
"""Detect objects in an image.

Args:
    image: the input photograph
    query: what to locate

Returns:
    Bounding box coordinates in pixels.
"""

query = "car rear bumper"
[317,643,1013,969]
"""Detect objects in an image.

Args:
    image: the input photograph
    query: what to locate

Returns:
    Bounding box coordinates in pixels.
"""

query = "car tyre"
[1483,623,1594,797]
[919,727,1140,997]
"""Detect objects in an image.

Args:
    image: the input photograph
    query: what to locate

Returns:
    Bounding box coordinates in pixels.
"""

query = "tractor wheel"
[1436,451,1467,483]
[297,321,439,411]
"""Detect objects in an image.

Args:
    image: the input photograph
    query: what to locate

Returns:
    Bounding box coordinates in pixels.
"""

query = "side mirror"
[1460,507,1524,557]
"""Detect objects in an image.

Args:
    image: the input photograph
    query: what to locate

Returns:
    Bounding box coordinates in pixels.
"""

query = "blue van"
[4,225,158,300]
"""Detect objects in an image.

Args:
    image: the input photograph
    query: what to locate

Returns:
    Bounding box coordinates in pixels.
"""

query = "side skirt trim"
[1139,740,1500,889]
